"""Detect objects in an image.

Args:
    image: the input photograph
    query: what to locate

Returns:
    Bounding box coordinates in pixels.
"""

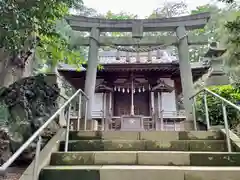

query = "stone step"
[39,165,240,180]
[59,140,227,152]
[69,131,223,141]
[50,151,240,166]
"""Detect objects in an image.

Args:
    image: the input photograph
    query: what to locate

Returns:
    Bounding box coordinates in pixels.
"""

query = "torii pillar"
[84,27,100,121]
[176,26,194,130]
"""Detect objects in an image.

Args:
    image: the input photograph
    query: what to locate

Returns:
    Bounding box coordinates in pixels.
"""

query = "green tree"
[36,20,86,73]
[148,1,188,18]
[147,1,189,56]
[102,11,138,37]
[217,0,240,83]
[188,4,223,62]
[0,0,83,86]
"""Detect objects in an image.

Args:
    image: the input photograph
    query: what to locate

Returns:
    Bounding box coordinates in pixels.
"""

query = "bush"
[196,85,240,128]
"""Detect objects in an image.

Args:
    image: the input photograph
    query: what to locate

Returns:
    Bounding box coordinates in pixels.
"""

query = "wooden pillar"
[150,91,155,129]
[176,26,194,129]
[158,92,163,131]
[130,78,134,115]
[102,93,106,131]
[84,27,100,120]
[150,92,155,113]
[106,92,113,130]
[109,92,112,112]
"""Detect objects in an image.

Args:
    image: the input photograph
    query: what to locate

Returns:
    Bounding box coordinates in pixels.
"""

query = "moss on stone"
[178,132,223,140]
[59,140,105,151]
[190,153,240,166]
[184,174,203,180]
[50,152,95,165]
[69,131,102,140]
[39,168,100,180]
[188,140,226,151]
[104,140,145,151]
[59,139,229,152]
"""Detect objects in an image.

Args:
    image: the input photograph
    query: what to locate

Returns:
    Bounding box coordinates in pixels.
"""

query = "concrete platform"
[39,165,240,180]
[50,151,240,166]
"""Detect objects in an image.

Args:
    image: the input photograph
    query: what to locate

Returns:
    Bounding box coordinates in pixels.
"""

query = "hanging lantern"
[118,87,121,92]
[127,88,130,93]
[116,49,120,60]
[156,49,161,59]
[114,86,117,91]
[133,89,135,94]
[136,52,140,63]
[126,52,130,62]
[148,49,152,62]
[122,88,125,93]
[138,88,141,93]
[142,86,145,92]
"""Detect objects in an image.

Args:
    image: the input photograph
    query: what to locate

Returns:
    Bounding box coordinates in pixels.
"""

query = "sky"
[83,0,223,18]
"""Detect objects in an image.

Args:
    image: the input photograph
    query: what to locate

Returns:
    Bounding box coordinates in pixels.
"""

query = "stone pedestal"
[121,116,144,131]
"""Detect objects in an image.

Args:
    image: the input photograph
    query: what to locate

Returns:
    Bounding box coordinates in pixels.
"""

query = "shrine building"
[58,49,209,131]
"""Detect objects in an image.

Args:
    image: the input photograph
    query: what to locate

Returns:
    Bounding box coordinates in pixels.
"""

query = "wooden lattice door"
[114,92,149,116]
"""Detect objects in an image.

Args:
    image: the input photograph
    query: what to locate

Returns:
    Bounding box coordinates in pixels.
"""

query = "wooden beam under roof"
[66,12,210,32]
[71,35,209,46]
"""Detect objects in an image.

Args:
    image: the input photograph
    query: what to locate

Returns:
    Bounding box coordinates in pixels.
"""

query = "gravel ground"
[0,167,26,180]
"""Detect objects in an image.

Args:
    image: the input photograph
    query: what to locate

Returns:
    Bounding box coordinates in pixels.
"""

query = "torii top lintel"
[66,12,210,32]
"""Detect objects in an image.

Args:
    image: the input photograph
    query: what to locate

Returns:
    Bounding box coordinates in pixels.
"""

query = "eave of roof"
[58,62,209,72]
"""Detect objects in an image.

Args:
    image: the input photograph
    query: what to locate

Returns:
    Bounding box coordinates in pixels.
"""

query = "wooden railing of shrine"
[69,109,186,131]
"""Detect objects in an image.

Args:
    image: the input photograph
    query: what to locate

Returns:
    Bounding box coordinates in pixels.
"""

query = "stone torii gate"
[66,12,210,130]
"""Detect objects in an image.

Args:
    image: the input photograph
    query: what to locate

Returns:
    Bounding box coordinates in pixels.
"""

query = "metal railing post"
[0,89,87,174]
[77,93,82,131]
[222,102,232,152]
[203,92,211,130]
[192,97,197,131]
[160,110,164,131]
[64,104,71,152]
[33,136,42,180]
[84,100,88,131]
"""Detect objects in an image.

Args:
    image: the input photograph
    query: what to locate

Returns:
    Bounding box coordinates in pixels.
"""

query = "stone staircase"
[39,131,240,180]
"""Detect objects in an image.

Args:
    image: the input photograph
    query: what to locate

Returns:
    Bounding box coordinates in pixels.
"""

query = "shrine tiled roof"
[57,63,86,71]
[98,50,178,64]
[57,50,210,73]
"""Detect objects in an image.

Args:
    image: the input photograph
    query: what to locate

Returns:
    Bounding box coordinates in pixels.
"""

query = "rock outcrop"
[0,74,60,165]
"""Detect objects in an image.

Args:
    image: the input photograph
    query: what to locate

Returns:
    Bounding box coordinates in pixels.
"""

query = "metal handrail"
[0,88,88,179]
[190,88,240,110]
[190,87,235,152]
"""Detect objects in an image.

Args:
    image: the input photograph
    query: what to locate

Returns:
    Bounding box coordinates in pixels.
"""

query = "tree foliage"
[196,85,240,127]
[0,0,84,79]
[36,20,86,73]
[0,0,82,54]
[148,1,188,18]
[216,0,240,82]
